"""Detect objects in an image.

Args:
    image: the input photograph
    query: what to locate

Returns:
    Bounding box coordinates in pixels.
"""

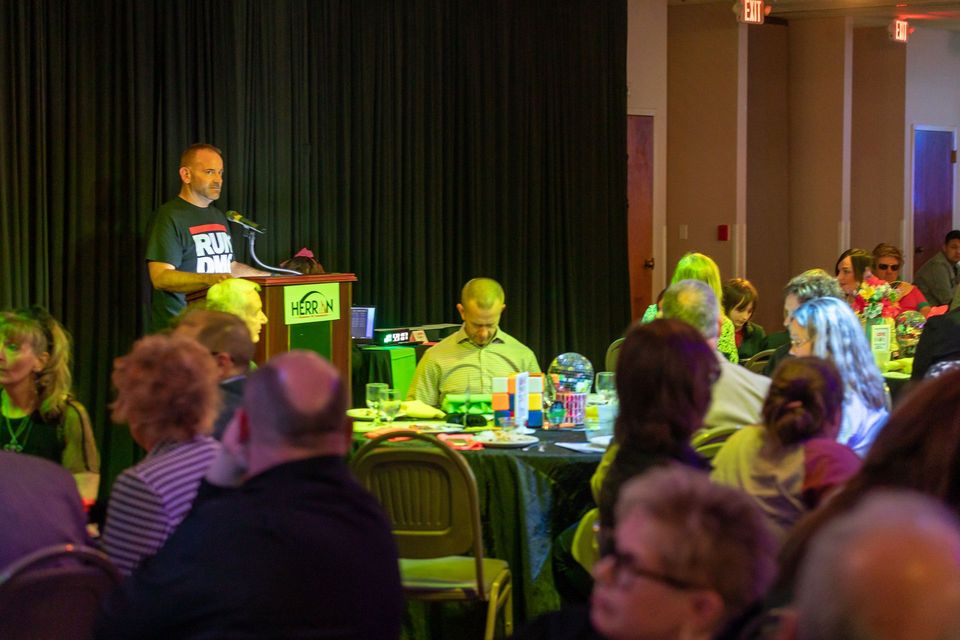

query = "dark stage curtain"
[0,0,629,500]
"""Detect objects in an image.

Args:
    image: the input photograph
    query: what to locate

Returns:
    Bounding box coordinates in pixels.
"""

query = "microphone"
[225,210,266,235]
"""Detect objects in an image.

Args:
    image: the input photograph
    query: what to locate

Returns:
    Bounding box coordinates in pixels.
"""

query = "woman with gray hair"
[787,297,888,457]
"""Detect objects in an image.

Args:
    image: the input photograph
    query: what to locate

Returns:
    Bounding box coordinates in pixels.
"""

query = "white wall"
[627,0,668,293]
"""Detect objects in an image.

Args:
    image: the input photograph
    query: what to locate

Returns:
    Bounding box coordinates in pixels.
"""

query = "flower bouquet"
[852,276,901,320]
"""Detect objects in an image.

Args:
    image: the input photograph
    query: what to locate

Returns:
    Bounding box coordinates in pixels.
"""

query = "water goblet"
[365,383,388,426]
[380,389,402,425]
[595,371,616,405]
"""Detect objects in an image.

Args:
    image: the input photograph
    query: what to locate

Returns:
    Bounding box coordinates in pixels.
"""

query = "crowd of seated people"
[7,238,960,640]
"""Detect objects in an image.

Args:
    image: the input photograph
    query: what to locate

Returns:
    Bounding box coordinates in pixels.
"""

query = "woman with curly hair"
[788,297,888,457]
[671,252,739,363]
[102,334,221,575]
[0,307,98,473]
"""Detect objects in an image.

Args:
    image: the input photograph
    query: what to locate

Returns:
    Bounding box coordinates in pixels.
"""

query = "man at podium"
[145,143,267,331]
[407,277,540,408]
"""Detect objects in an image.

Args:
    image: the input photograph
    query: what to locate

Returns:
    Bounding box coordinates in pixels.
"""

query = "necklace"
[2,413,34,452]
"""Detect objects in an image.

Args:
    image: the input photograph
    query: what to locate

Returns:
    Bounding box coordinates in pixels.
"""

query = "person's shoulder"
[516,605,602,640]
[721,357,770,387]
[0,450,74,485]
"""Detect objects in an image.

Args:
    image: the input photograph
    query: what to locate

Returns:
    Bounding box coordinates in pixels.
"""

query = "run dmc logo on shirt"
[189,223,234,273]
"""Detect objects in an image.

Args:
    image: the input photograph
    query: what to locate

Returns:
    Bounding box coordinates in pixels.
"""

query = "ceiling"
[668,0,960,30]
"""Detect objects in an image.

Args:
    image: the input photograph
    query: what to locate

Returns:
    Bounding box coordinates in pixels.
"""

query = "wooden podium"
[191,273,357,404]
[249,273,356,395]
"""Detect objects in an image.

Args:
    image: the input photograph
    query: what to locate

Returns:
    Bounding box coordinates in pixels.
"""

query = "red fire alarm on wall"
[717,224,730,241]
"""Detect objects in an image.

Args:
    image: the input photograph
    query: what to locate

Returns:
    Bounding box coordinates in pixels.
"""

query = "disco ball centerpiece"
[548,353,594,394]
[895,310,925,356]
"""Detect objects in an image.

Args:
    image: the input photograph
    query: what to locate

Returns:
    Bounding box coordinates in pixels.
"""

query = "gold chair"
[352,431,513,639]
[0,543,121,640]
[605,337,626,372]
[743,348,777,375]
[691,425,741,460]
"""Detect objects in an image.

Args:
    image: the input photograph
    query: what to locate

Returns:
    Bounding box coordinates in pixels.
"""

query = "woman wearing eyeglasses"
[871,243,932,316]
[787,297,889,458]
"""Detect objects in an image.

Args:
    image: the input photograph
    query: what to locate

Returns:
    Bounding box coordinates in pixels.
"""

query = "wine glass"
[365,383,388,426]
[380,389,402,425]
[595,371,616,405]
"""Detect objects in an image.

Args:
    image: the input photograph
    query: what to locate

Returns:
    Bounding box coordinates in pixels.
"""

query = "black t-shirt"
[145,197,234,330]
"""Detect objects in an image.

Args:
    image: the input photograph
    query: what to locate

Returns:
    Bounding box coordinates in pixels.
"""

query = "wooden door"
[913,128,957,272]
[627,115,654,321]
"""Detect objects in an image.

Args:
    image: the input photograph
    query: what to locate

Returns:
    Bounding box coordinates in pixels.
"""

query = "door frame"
[906,124,958,278]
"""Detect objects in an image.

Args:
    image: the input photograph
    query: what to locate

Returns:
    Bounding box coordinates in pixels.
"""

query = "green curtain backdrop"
[0,0,629,498]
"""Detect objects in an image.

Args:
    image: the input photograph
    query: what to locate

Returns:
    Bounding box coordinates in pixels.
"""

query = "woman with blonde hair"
[0,306,98,473]
[671,252,739,363]
[788,297,888,457]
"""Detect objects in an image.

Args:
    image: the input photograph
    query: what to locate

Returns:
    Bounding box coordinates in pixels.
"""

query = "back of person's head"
[783,269,844,305]
[206,278,261,316]
[661,279,720,340]
[460,277,505,309]
[280,248,325,275]
[614,319,719,454]
[242,350,347,449]
[722,278,758,316]
[763,357,844,448]
[835,248,872,281]
[670,253,723,312]
[0,306,73,419]
[110,334,220,445]
[790,296,886,410]
[176,309,255,374]
[614,466,777,627]
[794,490,960,640]
[871,243,904,269]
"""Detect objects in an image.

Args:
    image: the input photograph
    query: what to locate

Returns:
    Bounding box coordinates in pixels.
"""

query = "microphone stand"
[232,222,302,276]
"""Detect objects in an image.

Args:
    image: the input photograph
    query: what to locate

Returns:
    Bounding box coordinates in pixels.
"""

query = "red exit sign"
[738,0,765,25]
[891,19,909,43]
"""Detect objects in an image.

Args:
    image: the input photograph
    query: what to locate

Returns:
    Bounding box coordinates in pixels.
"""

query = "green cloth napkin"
[442,393,493,415]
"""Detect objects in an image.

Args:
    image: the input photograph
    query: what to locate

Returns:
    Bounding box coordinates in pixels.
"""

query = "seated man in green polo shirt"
[407,277,541,408]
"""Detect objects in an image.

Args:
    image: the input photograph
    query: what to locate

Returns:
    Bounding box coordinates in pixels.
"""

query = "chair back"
[0,544,121,640]
[605,337,625,372]
[743,348,777,375]
[352,431,486,579]
[691,425,740,460]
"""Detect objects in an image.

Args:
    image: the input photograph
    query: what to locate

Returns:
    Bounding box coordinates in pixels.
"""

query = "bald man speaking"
[408,277,541,408]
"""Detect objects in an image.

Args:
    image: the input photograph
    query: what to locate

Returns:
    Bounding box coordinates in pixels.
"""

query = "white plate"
[347,408,378,420]
[588,435,613,448]
[474,432,539,449]
[353,422,463,434]
[347,408,407,421]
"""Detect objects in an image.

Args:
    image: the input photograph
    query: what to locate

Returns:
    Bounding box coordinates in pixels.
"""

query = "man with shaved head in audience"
[97,351,402,639]
[174,308,254,439]
[408,276,540,408]
[790,490,960,640]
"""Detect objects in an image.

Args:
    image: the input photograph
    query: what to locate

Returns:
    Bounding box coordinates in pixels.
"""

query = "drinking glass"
[595,371,616,404]
[380,389,402,425]
[365,383,388,426]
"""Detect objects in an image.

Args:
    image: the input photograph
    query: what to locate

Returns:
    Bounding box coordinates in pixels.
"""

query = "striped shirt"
[407,327,540,407]
[102,436,220,575]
